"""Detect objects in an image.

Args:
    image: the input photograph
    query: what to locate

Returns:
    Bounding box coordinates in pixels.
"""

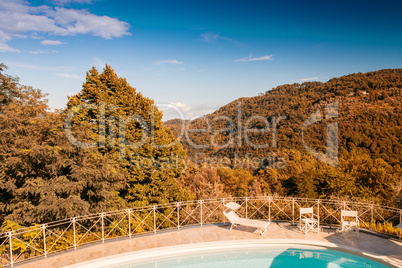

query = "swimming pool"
[126,249,387,268]
[71,242,390,268]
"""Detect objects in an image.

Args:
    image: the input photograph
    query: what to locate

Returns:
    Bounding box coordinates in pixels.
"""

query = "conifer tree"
[0,65,126,225]
[66,65,191,206]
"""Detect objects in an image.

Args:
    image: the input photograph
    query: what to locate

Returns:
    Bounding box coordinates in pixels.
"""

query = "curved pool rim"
[62,239,398,268]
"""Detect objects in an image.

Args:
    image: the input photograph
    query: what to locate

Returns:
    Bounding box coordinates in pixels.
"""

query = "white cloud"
[55,73,83,79]
[170,102,192,113]
[52,0,94,5]
[93,57,106,70]
[29,49,58,54]
[201,32,221,42]
[236,55,273,62]
[8,62,76,72]
[41,40,65,45]
[0,43,20,53]
[155,60,183,65]
[201,32,244,46]
[0,0,130,52]
[159,102,217,121]
[296,77,319,82]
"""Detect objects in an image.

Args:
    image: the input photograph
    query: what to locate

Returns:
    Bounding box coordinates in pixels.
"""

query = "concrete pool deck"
[17,222,402,267]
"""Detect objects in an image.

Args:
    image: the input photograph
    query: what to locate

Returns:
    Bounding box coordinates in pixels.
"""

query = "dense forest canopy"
[0,64,191,226]
[0,65,401,229]
[166,69,402,163]
[167,69,402,206]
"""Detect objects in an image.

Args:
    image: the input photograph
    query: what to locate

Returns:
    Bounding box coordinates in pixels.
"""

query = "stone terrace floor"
[18,222,402,267]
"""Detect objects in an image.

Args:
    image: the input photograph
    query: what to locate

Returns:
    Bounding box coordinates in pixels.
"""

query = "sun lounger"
[223,202,270,236]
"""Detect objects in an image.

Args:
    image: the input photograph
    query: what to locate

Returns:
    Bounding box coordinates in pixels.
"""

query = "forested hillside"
[0,64,192,226]
[1,65,401,228]
[167,69,402,206]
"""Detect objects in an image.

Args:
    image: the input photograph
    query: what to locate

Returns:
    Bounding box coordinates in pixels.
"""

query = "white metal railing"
[0,196,401,267]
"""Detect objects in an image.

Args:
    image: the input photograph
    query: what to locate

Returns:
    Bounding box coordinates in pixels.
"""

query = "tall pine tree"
[66,65,192,206]
[0,65,127,225]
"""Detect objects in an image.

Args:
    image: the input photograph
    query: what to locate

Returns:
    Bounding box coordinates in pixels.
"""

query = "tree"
[66,65,191,207]
[0,65,126,225]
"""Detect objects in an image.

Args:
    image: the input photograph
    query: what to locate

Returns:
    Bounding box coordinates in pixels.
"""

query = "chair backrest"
[224,202,241,211]
[300,207,313,215]
[341,210,358,218]
[223,210,240,223]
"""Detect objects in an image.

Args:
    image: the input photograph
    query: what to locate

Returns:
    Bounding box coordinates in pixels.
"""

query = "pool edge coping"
[61,239,401,268]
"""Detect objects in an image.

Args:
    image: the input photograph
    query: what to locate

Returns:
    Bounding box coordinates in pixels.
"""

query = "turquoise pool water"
[110,247,389,268]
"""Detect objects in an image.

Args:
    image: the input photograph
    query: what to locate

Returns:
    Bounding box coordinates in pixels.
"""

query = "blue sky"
[1,0,402,120]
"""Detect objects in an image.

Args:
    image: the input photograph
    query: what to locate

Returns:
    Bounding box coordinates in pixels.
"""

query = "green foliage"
[168,69,402,206]
[0,65,127,225]
[1,64,401,266]
[369,219,400,235]
[66,65,191,207]
[0,64,191,225]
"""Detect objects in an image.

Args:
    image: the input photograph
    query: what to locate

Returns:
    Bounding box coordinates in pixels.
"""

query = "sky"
[1,0,402,120]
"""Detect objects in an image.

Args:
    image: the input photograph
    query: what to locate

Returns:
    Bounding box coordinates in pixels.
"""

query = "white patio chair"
[299,207,319,235]
[223,202,270,236]
[341,210,359,236]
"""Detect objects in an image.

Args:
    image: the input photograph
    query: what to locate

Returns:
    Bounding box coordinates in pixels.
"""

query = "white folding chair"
[341,210,359,236]
[299,207,319,235]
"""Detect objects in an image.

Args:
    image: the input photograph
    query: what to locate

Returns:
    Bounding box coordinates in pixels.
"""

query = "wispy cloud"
[170,102,192,113]
[0,0,130,52]
[201,32,221,42]
[201,32,244,46]
[55,73,84,79]
[0,43,20,53]
[159,102,217,121]
[29,49,58,54]
[8,62,77,72]
[236,55,273,62]
[296,77,319,82]
[52,0,94,5]
[93,57,106,70]
[155,60,183,65]
[41,40,65,46]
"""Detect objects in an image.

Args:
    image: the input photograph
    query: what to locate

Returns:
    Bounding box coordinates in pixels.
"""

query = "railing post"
[153,206,156,234]
[343,201,346,210]
[245,197,248,219]
[399,209,402,239]
[292,198,295,224]
[127,209,131,238]
[177,202,180,229]
[371,204,374,231]
[200,200,203,226]
[101,213,105,243]
[42,224,47,257]
[222,198,225,223]
[317,199,320,227]
[268,196,271,222]
[72,218,76,249]
[8,232,13,267]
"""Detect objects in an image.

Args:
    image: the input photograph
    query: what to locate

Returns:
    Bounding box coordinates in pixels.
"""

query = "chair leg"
[260,228,267,236]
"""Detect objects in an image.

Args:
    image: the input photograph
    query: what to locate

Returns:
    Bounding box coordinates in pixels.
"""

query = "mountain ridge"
[165,68,402,165]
